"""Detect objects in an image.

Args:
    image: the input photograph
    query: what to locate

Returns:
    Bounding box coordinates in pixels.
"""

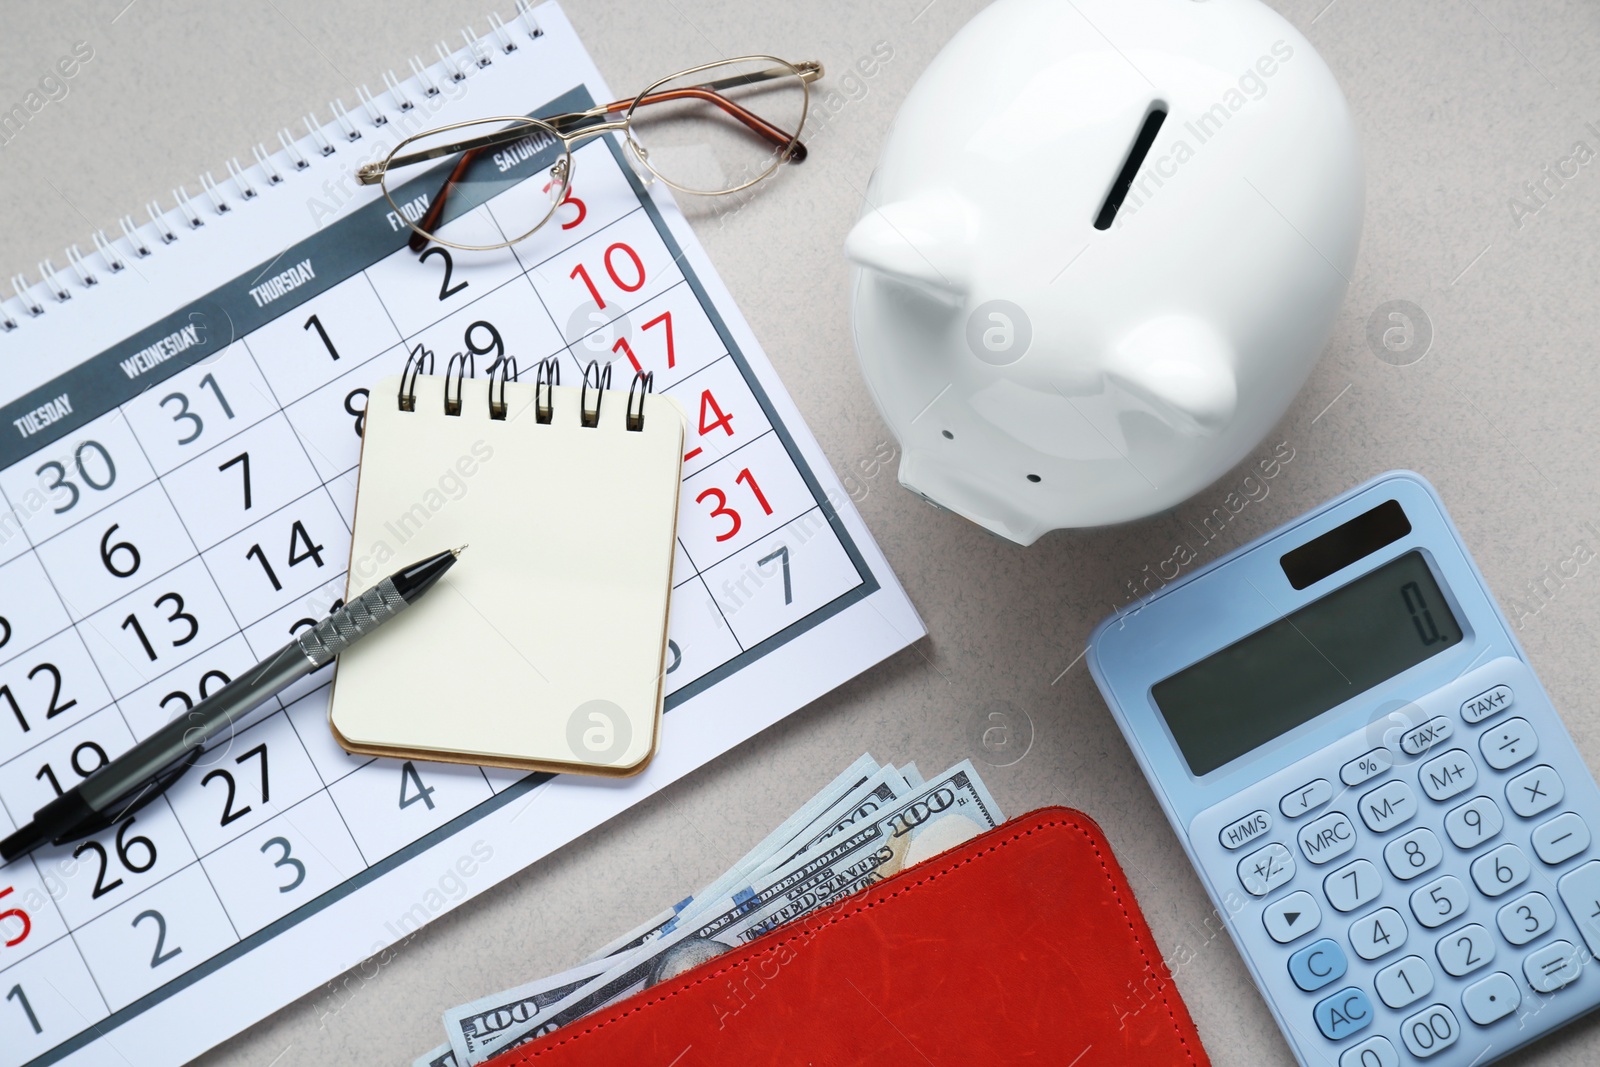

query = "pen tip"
[452,544,467,557]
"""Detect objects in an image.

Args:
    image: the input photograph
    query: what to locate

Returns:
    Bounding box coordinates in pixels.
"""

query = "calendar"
[0,6,922,1065]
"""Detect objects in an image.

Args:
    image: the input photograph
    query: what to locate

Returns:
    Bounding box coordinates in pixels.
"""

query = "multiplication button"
[1506,765,1564,819]
[1238,842,1295,896]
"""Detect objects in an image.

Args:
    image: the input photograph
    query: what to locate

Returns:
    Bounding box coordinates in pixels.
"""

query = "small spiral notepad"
[330,356,684,775]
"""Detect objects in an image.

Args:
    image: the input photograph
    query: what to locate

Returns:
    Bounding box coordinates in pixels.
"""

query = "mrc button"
[1219,809,1272,850]
[1400,716,1453,756]
[1462,684,1513,724]
[1299,811,1358,864]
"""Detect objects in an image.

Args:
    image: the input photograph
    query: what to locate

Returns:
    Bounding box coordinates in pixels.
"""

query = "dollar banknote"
[440,957,611,1065]
[465,761,1002,1062]
[412,1044,457,1067]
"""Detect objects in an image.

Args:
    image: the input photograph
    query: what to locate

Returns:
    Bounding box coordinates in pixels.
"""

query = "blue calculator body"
[1089,471,1600,1066]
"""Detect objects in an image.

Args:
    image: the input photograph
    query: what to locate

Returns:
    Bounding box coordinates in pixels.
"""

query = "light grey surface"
[4,1,1599,1064]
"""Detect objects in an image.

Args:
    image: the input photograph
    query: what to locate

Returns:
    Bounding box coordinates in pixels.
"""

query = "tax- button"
[1461,971,1520,1026]
[1401,716,1453,756]
[1524,939,1583,993]
[1298,811,1357,865]
[1219,809,1272,850]
[1238,842,1295,896]
[1358,780,1416,833]
[1313,986,1373,1041]
[1479,717,1537,771]
[1418,749,1476,802]
[1288,937,1346,991]
[1281,779,1333,818]
[1264,890,1321,944]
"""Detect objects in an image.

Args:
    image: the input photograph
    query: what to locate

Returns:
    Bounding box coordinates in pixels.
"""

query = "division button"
[1299,811,1358,865]
[1264,890,1322,944]
[1461,971,1520,1026]
[1532,812,1590,866]
[1400,716,1453,757]
[1399,1003,1460,1058]
[1313,986,1373,1042]
[1238,842,1295,897]
[1281,779,1333,819]
[1461,684,1513,724]
[1524,939,1583,993]
[1288,937,1346,992]
[1479,716,1537,771]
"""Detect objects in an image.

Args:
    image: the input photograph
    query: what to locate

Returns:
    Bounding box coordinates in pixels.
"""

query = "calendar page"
[0,6,922,1065]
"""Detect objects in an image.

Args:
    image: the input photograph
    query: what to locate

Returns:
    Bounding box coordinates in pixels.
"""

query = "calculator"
[1088,471,1600,1066]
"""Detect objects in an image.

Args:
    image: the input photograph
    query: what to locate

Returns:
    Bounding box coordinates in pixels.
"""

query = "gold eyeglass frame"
[356,56,821,253]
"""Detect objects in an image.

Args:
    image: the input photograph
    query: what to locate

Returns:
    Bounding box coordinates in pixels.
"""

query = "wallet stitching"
[504,814,1199,1064]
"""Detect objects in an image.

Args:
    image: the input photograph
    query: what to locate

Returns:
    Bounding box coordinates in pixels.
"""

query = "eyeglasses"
[357,56,821,253]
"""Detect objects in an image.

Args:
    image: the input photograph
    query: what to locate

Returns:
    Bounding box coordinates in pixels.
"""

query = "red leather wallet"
[488,806,1209,1066]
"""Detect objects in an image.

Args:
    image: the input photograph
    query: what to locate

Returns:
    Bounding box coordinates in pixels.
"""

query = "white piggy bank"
[846,0,1363,544]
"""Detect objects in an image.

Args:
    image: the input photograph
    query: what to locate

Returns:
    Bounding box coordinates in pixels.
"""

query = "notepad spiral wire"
[0,2,547,335]
[397,344,657,428]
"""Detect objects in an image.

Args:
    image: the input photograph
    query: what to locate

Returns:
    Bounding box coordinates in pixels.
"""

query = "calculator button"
[1342,748,1393,787]
[1281,779,1333,819]
[1288,937,1346,992]
[1313,986,1374,1041]
[1557,860,1600,956]
[1357,780,1416,833]
[1263,890,1322,944]
[1478,717,1537,771]
[1409,875,1469,929]
[1496,891,1557,946]
[1435,923,1495,977]
[1470,843,1531,897]
[1532,812,1591,866]
[1384,828,1443,881]
[1444,795,1503,851]
[1349,907,1409,960]
[1461,971,1520,1026]
[1461,683,1513,724]
[1524,939,1583,993]
[1506,764,1564,818]
[1340,1036,1399,1067]
[1399,1003,1460,1058]
[1324,859,1382,913]
[1375,954,1435,1009]
[1400,716,1454,757]
[1298,811,1357,865]
[1238,842,1295,896]
[1417,749,1476,802]
[1219,809,1272,850]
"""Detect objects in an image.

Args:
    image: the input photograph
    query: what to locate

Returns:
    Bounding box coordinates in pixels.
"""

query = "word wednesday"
[118,320,202,380]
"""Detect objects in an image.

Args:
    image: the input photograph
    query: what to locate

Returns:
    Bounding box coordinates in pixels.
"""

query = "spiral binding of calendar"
[0,2,546,334]
[398,345,656,427]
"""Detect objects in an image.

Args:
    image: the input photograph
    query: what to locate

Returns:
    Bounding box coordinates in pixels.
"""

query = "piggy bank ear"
[1105,316,1238,436]
[844,190,974,304]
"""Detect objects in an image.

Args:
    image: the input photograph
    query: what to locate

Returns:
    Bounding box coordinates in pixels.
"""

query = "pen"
[0,547,464,863]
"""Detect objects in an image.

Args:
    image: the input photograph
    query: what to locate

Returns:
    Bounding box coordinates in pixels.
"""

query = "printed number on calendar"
[0,885,31,948]
[684,389,734,462]
[36,440,116,514]
[570,241,645,310]
[121,591,198,662]
[2,662,78,733]
[697,468,774,542]
[37,740,110,796]
[247,520,326,592]
[74,817,157,900]
[200,743,269,826]
[159,373,235,447]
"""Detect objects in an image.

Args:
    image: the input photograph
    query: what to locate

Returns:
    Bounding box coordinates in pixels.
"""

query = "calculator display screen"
[1152,551,1463,776]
